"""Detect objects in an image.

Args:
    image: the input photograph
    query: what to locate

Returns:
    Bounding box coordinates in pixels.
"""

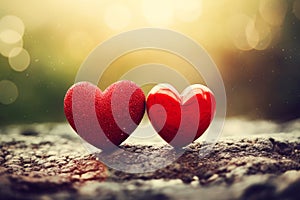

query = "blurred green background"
[0,0,300,125]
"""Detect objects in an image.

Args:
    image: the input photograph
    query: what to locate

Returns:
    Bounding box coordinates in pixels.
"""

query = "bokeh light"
[142,0,174,27]
[227,14,256,51]
[0,15,24,44]
[0,15,25,57]
[8,47,30,72]
[293,0,300,20]
[245,20,259,49]
[253,16,273,50]
[259,0,288,26]
[0,29,22,44]
[0,37,23,57]
[104,3,132,30]
[0,80,18,105]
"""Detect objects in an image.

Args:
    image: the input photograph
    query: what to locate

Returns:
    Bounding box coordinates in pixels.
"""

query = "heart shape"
[146,84,216,148]
[64,80,145,152]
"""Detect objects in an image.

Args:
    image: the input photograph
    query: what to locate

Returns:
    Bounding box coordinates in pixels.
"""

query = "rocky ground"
[0,119,300,200]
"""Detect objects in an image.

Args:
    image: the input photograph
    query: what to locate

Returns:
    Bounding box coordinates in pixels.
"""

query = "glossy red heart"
[146,84,216,148]
[64,80,145,152]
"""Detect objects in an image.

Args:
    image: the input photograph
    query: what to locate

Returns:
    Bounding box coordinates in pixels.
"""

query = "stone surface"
[0,119,300,200]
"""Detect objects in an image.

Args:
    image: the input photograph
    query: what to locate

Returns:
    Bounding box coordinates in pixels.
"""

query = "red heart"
[64,81,145,152]
[146,84,216,148]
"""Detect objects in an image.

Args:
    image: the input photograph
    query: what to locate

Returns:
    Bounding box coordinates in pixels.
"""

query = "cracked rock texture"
[0,119,300,200]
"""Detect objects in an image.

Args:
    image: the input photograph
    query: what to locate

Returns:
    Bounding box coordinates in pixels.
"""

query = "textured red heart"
[146,84,216,148]
[64,80,145,152]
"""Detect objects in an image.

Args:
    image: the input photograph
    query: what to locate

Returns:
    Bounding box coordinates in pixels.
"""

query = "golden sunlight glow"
[175,0,202,22]
[0,0,292,68]
[259,0,288,26]
[142,0,174,27]
[65,31,95,61]
[104,3,132,30]
[99,49,203,90]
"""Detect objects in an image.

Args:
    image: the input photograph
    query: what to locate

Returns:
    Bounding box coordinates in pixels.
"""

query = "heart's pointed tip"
[172,145,185,151]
